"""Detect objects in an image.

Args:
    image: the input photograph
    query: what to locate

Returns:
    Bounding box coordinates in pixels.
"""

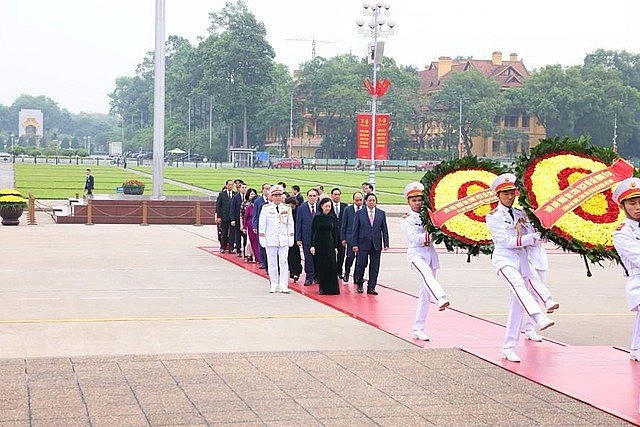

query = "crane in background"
[285,36,332,61]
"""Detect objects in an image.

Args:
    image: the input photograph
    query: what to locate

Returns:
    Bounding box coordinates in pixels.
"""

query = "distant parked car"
[272,157,302,169]
[415,160,441,171]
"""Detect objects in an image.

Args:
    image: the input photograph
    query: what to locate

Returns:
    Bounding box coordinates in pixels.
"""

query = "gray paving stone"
[90,413,150,427]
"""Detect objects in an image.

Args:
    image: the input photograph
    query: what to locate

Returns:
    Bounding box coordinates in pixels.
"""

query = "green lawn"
[12,163,426,203]
[13,164,203,199]
[133,166,425,204]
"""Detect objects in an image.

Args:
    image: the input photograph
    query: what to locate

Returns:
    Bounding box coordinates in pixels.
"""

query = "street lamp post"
[356,1,395,191]
[83,136,92,155]
[9,133,14,152]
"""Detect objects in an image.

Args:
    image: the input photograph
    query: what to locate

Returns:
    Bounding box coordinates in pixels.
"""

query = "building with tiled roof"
[417,51,546,158]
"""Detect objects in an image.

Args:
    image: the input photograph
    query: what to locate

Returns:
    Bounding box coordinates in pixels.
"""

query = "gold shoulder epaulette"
[401,213,410,219]
[615,223,626,231]
[488,207,498,214]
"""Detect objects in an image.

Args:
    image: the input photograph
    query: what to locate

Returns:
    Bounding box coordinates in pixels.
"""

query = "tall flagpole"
[152,0,166,198]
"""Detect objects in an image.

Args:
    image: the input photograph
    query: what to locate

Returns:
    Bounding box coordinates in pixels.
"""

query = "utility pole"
[285,36,332,61]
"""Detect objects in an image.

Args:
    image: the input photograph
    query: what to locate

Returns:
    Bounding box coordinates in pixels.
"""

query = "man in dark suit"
[215,179,235,253]
[295,188,319,285]
[328,187,349,280]
[291,185,304,207]
[252,183,271,269]
[352,193,389,295]
[84,169,94,196]
[229,181,246,256]
[340,191,364,283]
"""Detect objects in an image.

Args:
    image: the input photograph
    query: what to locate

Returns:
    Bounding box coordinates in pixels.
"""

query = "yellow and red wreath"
[421,157,508,256]
[515,136,631,263]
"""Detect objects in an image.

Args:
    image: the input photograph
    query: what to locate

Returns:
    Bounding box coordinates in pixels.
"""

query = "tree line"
[1,0,640,161]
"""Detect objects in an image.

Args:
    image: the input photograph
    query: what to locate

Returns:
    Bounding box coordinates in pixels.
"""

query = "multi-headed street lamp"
[356,1,395,190]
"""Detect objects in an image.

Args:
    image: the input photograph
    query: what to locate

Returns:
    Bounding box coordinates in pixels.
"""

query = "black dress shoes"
[367,289,378,295]
[292,275,299,283]
[342,275,349,282]
[304,280,312,286]
[356,285,364,293]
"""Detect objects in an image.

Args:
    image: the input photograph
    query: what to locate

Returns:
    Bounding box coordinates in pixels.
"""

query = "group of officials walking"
[215,180,390,297]
[215,174,640,365]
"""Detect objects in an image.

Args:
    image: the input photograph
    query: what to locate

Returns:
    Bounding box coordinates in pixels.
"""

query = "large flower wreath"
[421,156,508,257]
[514,136,630,264]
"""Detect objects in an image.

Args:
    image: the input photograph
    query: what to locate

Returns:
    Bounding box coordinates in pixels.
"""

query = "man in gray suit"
[340,191,364,283]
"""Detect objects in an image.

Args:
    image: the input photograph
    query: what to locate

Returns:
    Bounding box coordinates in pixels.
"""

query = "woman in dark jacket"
[310,197,339,295]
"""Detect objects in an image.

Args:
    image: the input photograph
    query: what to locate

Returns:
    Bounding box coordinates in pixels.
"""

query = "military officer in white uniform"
[485,173,555,362]
[522,224,560,342]
[612,177,640,362]
[258,185,295,293]
[400,182,450,341]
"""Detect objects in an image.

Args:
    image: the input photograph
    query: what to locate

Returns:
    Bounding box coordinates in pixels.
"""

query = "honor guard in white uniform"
[485,173,555,362]
[522,222,560,342]
[400,182,450,341]
[612,177,640,362]
[258,185,295,293]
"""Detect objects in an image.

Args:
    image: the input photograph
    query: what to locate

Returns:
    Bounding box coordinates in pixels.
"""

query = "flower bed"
[122,179,145,195]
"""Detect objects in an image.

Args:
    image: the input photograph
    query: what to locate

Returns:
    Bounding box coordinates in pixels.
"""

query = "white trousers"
[409,256,446,332]
[497,265,543,350]
[524,269,553,331]
[632,308,640,352]
[266,245,290,292]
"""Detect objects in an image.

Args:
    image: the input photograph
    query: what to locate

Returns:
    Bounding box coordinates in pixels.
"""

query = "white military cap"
[269,184,284,196]
[613,177,640,204]
[491,173,517,193]
[403,181,424,199]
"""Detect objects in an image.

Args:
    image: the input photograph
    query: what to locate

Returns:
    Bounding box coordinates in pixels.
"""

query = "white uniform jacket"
[258,203,295,248]
[523,221,549,271]
[400,211,439,270]
[485,204,540,275]
[612,218,640,310]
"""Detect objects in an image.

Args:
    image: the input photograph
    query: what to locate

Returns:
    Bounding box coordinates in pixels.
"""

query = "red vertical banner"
[356,113,371,160]
[357,113,389,160]
[374,114,389,160]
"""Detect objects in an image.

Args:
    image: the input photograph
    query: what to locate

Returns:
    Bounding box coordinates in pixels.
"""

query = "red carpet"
[201,247,640,424]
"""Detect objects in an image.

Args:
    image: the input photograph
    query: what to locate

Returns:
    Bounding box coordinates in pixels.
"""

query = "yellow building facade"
[418,51,546,159]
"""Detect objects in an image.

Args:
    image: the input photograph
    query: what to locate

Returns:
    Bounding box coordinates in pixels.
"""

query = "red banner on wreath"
[430,188,498,227]
[356,113,389,160]
[534,158,634,228]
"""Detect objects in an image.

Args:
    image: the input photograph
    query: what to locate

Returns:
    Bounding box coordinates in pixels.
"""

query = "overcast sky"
[1,0,638,115]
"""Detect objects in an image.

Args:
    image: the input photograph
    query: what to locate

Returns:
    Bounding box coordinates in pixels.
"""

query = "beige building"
[417,51,546,158]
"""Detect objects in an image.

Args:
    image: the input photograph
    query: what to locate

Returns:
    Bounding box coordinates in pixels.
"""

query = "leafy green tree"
[204,0,275,149]
[507,65,583,138]
[584,49,640,91]
[430,70,506,156]
[253,63,295,156]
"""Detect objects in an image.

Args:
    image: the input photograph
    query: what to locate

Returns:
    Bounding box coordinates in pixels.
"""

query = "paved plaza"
[0,162,636,426]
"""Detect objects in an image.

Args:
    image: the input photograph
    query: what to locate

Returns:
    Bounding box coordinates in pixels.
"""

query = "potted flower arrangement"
[122,179,145,195]
[0,189,28,225]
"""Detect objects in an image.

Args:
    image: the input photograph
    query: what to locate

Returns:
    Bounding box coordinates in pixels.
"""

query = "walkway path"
[0,160,15,189]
